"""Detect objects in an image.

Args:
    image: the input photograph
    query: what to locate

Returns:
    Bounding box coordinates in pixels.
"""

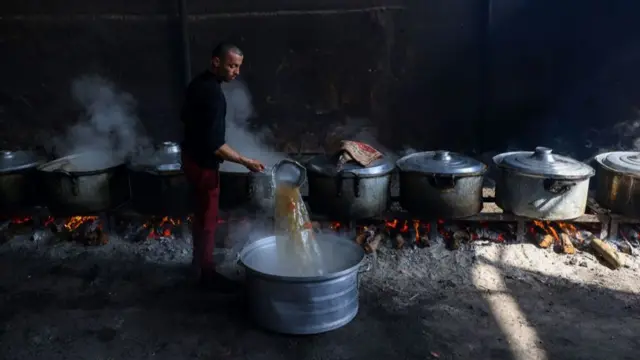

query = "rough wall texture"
[0,0,639,157]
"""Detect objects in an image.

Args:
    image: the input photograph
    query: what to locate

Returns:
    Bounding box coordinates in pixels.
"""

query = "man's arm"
[215,144,249,165]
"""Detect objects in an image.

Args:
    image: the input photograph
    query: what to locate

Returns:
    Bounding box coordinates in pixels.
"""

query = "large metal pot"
[593,151,640,217]
[128,141,191,216]
[0,150,46,216]
[239,234,367,335]
[305,155,395,219]
[219,159,305,215]
[396,150,487,218]
[38,151,130,216]
[493,146,595,220]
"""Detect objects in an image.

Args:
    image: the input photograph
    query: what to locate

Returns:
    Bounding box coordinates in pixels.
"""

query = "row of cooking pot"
[218,146,640,221]
[2,143,640,220]
[0,142,191,217]
[302,146,640,221]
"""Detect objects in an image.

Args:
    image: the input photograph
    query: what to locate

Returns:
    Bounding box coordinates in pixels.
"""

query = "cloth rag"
[336,140,383,169]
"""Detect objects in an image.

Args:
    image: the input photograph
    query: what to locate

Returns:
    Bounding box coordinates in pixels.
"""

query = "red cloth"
[337,140,383,167]
[181,152,220,277]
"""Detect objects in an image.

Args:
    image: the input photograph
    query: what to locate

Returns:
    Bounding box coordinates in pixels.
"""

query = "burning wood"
[419,234,430,247]
[69,217,108,246]
[355,226,375,246]
[364,233,384,254]
[453,230,471,243]
[46,218,68,233]
[394,233,405,249]
[446,234,460,250]
[44,216,108,246]
[538,234,555,249]
[474,228,505,242]
[591,238,623,269]
[560,233,576,254]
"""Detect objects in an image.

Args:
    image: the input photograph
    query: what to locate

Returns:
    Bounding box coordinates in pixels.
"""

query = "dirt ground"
[0,229,639,360]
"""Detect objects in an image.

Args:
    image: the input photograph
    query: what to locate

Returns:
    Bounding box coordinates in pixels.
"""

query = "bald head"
[211,42,244,82]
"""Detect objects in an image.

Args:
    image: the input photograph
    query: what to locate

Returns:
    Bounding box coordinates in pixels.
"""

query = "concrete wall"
[1,0,639,157]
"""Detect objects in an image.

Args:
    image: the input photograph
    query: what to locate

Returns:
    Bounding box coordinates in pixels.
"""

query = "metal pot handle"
[427,175,457,190]
[335,172,361,198]
[543,179,577,195]
[52,168,80,196]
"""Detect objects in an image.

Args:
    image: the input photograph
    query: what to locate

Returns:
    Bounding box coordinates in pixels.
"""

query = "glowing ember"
[10,217,32,225]
[125,216,192,241]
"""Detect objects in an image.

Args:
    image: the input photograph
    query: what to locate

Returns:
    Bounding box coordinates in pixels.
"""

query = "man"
[181,42,265,292]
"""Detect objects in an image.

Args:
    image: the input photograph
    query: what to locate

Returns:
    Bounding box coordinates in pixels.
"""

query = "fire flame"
[144,216,190,239]
[531,220,580,243]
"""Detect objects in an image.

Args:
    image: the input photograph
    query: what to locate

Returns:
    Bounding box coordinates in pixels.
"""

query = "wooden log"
[364,233,384,254]
[560,233,576,254]
[591,238,623,269]
[355,232,368,246]
[538,234,554,249]
[394,233,405,249]
[453,230,471,243]
[419,234,430,247]
[447,235,460,251]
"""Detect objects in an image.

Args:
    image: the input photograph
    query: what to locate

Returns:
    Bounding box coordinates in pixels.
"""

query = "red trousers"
[182,152,220,277]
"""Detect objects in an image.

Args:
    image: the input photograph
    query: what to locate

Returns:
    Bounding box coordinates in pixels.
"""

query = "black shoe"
[198,272,243,294]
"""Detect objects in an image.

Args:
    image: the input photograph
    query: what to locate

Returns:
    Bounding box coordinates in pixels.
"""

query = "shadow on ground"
[0,245,638,360]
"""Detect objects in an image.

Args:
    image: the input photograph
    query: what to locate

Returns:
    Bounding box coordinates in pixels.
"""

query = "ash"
[1,231,639,360]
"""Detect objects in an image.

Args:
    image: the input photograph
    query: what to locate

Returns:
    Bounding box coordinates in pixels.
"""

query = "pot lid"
[495,146,594,178]
[39,151,123,172]
[0,150,44,173]
[396,150,486,175]
[305,154,395,176]
[129,141,182,172]
[595,151,640,174]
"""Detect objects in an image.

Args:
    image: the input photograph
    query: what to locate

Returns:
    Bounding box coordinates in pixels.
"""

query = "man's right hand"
[242,158,266,173]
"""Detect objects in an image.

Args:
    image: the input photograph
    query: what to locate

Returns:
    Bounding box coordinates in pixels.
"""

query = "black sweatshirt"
[181,70,227,169]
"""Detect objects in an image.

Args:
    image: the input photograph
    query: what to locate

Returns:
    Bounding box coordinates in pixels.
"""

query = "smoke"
[51,75,150,166]
[220,80,284,172]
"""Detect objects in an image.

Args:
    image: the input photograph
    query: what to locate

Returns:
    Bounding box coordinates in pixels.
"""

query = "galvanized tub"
[239,234,367,335]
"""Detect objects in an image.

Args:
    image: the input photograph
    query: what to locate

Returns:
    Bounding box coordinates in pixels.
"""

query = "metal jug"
[271,159,307,187]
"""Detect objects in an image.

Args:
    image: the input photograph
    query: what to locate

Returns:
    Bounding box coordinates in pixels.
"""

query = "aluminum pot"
[0,150,46,216]
[396,150,487,218]
[305,155,395,219]
[239,234,368,335]
[593,151,640,217]
[219,159,306,215]
[38,151,130,216]
[493,146,595,220]
[128,141,192,216]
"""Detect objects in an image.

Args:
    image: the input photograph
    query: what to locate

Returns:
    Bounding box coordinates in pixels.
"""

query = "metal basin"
[239,234,366,335]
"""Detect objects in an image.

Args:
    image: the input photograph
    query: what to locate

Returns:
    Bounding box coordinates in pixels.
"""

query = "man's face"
[212,51,243,82]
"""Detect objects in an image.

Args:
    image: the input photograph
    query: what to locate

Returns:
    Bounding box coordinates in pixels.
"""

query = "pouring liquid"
[273,183,325,276]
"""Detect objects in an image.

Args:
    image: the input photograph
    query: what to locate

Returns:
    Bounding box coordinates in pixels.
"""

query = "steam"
[220,80,284,172]
[51,75,150,167]
[586,109,640,160]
